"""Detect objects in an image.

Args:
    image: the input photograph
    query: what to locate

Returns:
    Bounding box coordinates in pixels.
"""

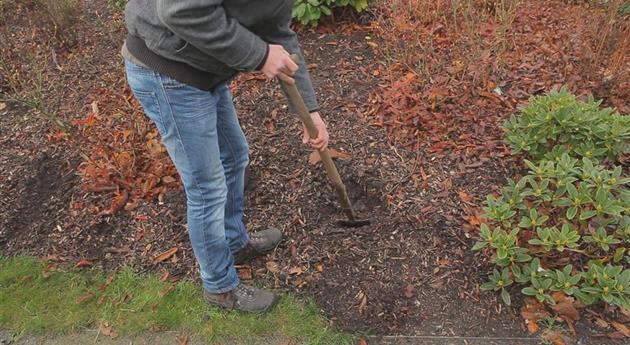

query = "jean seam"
[158,76,232,290]
[217,90,248,248]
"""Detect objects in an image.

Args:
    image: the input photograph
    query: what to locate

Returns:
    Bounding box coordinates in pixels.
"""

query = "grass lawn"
[0,256,352,345]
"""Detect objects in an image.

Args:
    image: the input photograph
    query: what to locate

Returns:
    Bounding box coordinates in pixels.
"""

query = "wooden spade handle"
[279,57,357,220]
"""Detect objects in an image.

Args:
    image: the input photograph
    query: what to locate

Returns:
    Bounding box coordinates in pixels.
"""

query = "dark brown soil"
[0,1,627,344]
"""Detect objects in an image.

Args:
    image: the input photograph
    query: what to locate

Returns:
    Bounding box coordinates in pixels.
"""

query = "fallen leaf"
[264,119,275,133]
[526,319,539,333]
[595,318,609,329]
[458,190,473,202]
[83,184,118,193]
[308,148,351,165]
[177,335,190,345]
[0,102,7,111]
[356,338,368,345]
[542,330,567,345]
[74,259,93,268]
[550,298,579,322]
[315,263,324,272]
[266,261,280,274]
[356,291,368,314]
[594,331,627,339]
[153,246,179,263]
[101,190,129,216]
[288,266,305,275]
[99,275,114,292]
[521,297,549,333]
[159,283,175,298]
[76,292,95,304]
[159,269,169,282]
[238,267,253,280]
[42,263,55,278]
[161,175,177,184]
[611,321,630,337]
[97,294,106,306]
[98,323,118,339]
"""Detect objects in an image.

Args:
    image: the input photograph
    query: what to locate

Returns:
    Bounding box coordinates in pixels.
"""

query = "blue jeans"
[124,60,248,293]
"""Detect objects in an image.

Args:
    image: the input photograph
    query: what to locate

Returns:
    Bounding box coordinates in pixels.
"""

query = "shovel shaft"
[280,79,357,221]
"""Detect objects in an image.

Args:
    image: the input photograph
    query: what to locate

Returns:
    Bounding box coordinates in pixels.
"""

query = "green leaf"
[522,287,537,296]
[566,207,577,220]
[481,282,496,291]
[472,242,487,251]
[501,288,512,306]
[614,248,626,263]
[579,210,597,220]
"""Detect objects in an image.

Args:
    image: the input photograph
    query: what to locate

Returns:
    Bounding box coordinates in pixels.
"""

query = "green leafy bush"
[503,86,630,162]
[292,0,369,26]
[109,0,126,11]
[475,88,630,311]
[474,154,630,309]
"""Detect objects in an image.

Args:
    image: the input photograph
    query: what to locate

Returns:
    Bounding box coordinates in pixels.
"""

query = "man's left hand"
[302,112,329,151]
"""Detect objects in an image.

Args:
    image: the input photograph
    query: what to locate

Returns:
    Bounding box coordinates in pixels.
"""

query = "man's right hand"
[261,44,298,84]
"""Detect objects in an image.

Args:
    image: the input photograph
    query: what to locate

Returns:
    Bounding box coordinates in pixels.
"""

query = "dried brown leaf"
[159,269,169,282]
[98,323,118,339]
[308,148,351,165]
[266,261,280,274]
[526,319,539,334]
[238,267,253,280]
[457,190,473,202]
[42,263,55,278]
[159,283,175,298]
[177,335,190,345]
[542,330,567,345]
[76,292,95,304]
[594,318,609,329]
[101,190,129,216]
[550,299,579,322]
[288,266,305,275]
[74,259,93,268]
[161,175,177,184]
[153,246,179,263]
[611,321,630,337]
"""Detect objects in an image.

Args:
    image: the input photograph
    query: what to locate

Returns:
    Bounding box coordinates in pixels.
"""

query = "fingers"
[261,44,299,83]
[309,136,327,150]
[277,71,295,85]
[302,127,329,150]
[284,55,299,75]
[302,127,309,144]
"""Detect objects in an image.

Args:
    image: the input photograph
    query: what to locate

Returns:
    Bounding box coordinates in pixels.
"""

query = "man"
[122,0,329,313]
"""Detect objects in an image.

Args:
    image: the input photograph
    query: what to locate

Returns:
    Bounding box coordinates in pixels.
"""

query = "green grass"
[0,256,352,345]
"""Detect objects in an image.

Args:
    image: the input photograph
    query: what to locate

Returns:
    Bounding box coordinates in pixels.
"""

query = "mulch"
[1,0,628,343]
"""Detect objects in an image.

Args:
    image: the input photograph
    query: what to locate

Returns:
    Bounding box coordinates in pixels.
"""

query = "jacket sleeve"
[156,0,268,72]
[263,19,320,113]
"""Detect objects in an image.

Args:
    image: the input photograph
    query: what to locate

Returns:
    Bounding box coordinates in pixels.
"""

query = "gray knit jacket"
[124,0,318,112]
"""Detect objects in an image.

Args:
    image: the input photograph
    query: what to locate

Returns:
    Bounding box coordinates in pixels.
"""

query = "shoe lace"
[235,284,255,300]
[250,232,265,244]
